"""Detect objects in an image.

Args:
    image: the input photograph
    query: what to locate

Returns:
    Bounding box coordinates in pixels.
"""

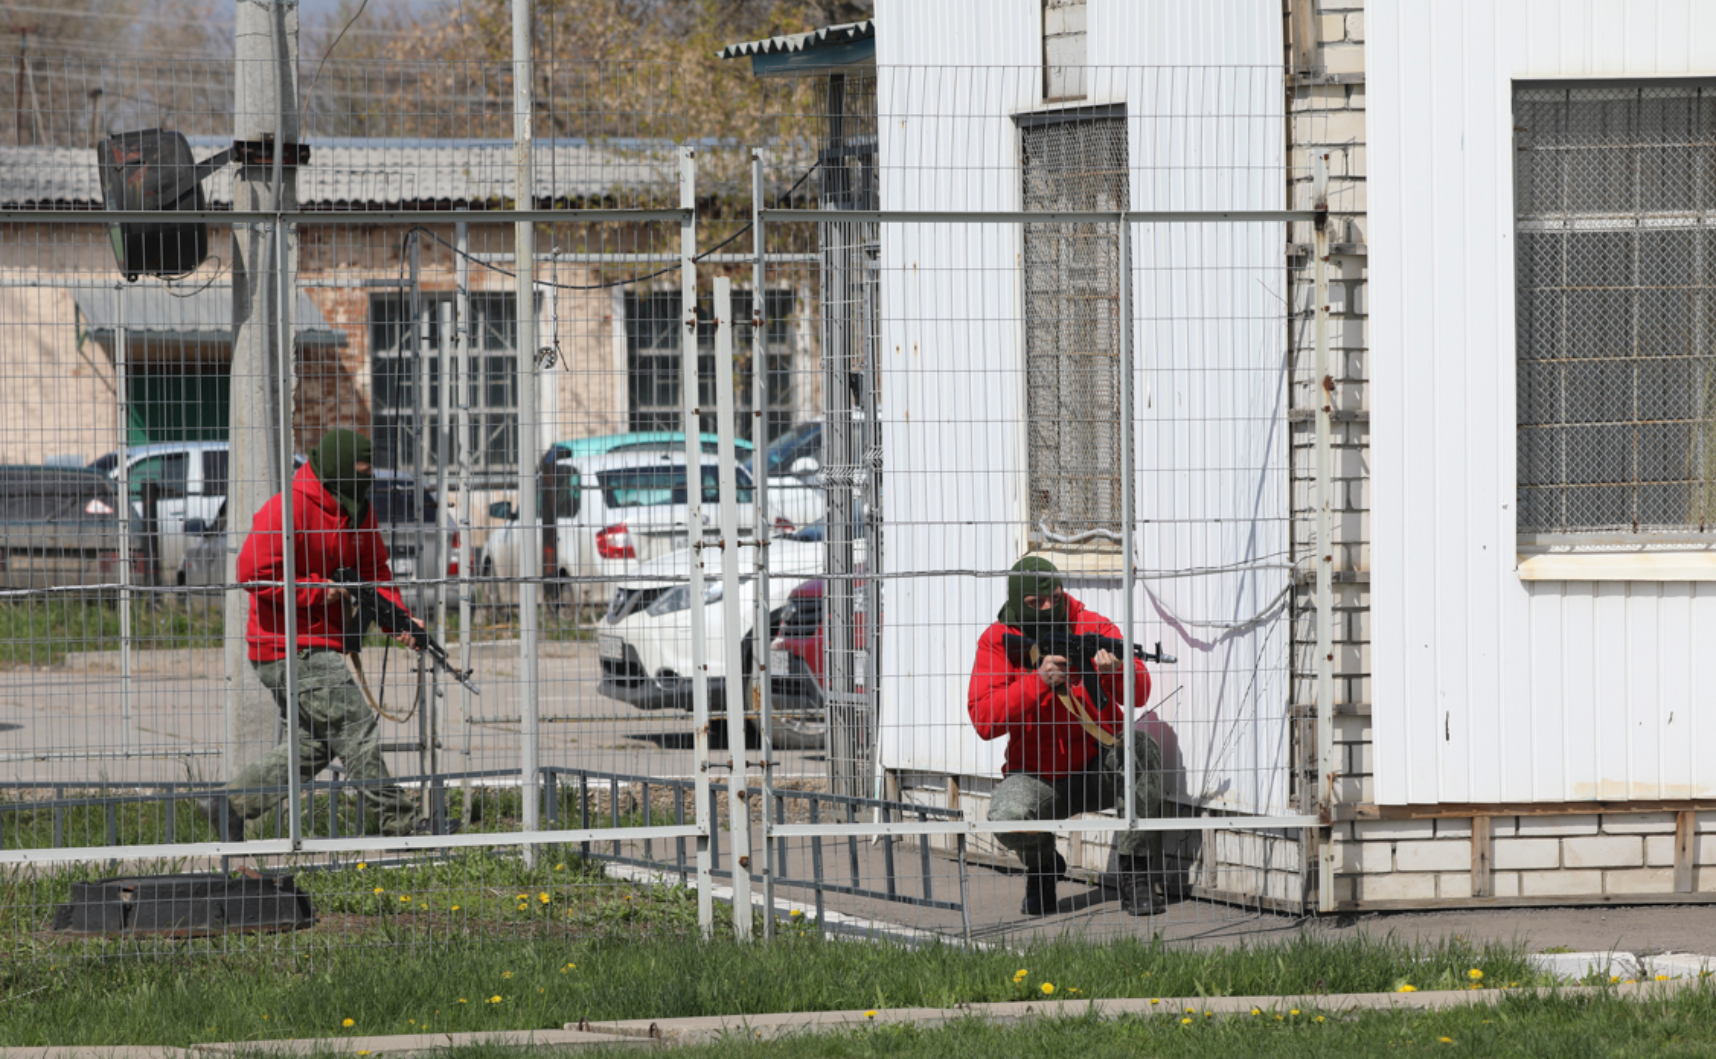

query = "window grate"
[1020,112,1129,544]
[1515,82,1716,535]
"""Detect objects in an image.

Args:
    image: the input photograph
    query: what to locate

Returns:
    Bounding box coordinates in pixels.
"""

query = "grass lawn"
[0,930,1567,1047]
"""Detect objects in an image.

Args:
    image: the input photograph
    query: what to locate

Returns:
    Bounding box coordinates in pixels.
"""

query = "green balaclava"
[997,555,1068,634]
[308,429,373,523]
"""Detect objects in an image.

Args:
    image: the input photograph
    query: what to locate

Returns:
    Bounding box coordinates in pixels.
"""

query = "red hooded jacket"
[237,463,408,662]
[967,595,1152,779]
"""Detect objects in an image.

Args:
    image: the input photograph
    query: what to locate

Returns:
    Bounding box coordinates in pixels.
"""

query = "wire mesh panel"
[0,34,1329,962]
[1515,82,1716,536]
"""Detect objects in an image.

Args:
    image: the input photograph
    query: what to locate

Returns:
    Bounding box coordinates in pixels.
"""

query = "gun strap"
[341,594,417,724]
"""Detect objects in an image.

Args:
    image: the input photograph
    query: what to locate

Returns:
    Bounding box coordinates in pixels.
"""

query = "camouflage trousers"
[224,648,418,835]
[988,734,1165,872]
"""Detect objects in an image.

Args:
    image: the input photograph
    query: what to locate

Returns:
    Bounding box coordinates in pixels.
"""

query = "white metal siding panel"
[1371,0,1716,805]
[875,0,1288,811]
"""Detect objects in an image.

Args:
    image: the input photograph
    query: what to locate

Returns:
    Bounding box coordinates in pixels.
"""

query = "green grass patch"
[0,931,1564,1047]
[0,598,224,666]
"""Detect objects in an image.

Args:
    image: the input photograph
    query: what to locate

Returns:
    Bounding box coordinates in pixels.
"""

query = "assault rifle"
[1000,630,1175,711]
[332,567,480,696]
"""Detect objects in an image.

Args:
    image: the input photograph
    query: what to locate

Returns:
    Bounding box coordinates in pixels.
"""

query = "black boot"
[1117,853,1166,916]
[1020,852,1067,917]
[197,795,245,843]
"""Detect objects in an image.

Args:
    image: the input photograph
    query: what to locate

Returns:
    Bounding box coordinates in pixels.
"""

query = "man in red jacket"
[198,430,426,840]
[968,556,1165,917]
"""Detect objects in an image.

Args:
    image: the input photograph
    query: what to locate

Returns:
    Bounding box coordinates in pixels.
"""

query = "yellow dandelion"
[790,909,803,918]
[1067,988,1082,995]
[1149,998,1160,1005]
[502,972,513,979]
[373,887,384,895]
[407,1020,415,1025]
[516,903,528,911]
[358,1052,371,1057]
[864,1010,878,1019]
[399,895,411,903]
[451,905,461,912]
[1275,1015,1284,1021]
[516,894,527,901]
[1468,968,1484,981]
[458,999,467,1004]
[555,863,566,871]
[1204,1011,1213,1019]
[1180,1017,1192,1025]
[1656,974,1671,981]
[356,862,367,871]
[1439,1037,1454,1044]
[1290,1009,1301,1016]
[1398,984,1417,993]
[342,1018,354,1028]
[1314,1015,1326,1023]
[1251,1008,1262,1016]
[1185,1007,1196,1014]
[487,996,502,1004]
[1611,975,1621,983]
[539,892,551,904]
[1041,983,1055,996]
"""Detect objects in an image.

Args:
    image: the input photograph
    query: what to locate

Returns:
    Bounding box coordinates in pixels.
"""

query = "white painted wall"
[872,0,1291,813]
[1370,0,1716,806]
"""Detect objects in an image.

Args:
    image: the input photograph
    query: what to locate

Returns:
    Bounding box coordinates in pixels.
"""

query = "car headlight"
[703,583,723,605]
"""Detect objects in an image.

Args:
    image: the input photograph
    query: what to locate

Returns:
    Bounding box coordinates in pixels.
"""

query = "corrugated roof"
[718,19,874,60]
[0,139,678,211]
[75,284,344,348]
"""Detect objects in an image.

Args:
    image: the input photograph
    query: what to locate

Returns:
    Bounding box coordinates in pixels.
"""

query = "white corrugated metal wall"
[873,0,1291,814]
[1371,0,1716,806]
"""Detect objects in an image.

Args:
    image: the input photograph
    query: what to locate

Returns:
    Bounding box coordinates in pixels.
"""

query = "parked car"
[546,431,754,463]
[596,530,860,749]
[181,470,462,613]
[743,421,826,530]
[0,466,147,594]
[90,441,229,582]
[484,451,758,610]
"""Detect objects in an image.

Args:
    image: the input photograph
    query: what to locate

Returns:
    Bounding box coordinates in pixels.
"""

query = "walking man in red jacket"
[968,556,1165,917]
[198,430,426,840]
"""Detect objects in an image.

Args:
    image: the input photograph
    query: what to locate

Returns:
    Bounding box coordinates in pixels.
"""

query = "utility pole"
[225,0,299,782]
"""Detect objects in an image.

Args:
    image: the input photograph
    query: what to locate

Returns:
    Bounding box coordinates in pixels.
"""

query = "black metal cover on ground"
[50,872,315,937]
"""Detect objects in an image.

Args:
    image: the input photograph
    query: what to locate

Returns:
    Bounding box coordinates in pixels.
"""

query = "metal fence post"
[750,149,777,940]
[454,220,476,828]
[1312,153,1337,913]
[680,144,714,939]
[512,0,541,866]
[113,283,132,759]
[1119,212,1136,832]
[714,276,753,939]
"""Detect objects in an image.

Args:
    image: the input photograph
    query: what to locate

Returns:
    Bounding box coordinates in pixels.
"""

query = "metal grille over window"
[1020,112,1129,546]
[1515,83,1716,536]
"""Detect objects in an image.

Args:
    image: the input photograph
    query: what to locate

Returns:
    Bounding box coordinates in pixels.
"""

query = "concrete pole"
[225,0,299,782]
[512,0,542,860]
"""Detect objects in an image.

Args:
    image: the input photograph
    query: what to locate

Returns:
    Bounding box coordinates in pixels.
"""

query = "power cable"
[299,0,373,121]
[396,157,819,292]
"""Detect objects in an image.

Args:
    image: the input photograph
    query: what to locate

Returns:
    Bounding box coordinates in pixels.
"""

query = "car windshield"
[597,466,753,508]
[0,477,118,521]
[748,422,821,476]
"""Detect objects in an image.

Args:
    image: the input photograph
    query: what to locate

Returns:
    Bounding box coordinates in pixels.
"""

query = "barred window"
[370,293,519,477]
[1515,82,1716,536]
[1018,106,1129,546]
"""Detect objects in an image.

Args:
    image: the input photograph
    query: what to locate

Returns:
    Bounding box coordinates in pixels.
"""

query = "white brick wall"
[1395,839,1471,873]
[1562,836,1645,870]
[1492,838,1560,871]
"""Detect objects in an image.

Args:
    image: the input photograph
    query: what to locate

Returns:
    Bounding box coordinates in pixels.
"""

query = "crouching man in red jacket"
[198,430,428,841]
[968,556,1165,917]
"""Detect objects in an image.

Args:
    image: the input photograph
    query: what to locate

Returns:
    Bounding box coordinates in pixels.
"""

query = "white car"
[593,537,821,730]
[91,440,229,581]
[744,420,827,531]
[483,451,757,609]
